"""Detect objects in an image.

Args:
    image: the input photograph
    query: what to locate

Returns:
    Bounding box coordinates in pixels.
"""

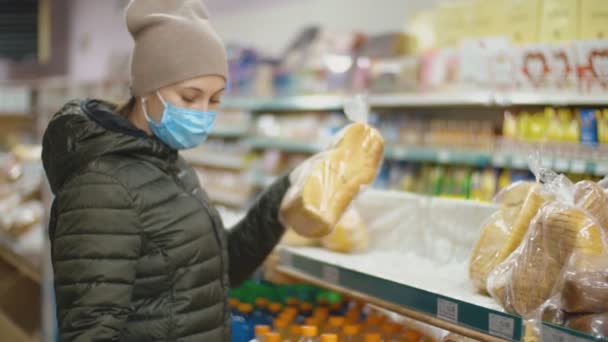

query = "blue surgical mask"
[142,91,217,150]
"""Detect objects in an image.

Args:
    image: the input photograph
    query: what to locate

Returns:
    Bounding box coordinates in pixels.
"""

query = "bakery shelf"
[223,95,345,112]
[276,247,602,342]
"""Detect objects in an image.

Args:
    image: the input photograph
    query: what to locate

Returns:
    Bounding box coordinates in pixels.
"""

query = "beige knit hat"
[126,0,228,96]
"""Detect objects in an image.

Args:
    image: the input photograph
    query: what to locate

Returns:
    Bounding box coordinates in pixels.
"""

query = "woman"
[41,1,290,341]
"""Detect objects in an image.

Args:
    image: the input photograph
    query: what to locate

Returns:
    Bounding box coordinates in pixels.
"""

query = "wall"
[68,0,132,81]
[210,0,438,56]
[65,0,438,80]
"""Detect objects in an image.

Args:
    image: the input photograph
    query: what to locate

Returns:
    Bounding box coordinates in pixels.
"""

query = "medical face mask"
[142,92,217,150]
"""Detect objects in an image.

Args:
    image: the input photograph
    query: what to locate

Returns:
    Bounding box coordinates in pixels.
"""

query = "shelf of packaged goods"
[209,128,249,139]
[222,95,345,112]
[182,152,246,170]
[222,92,608,111]
[388,147,493,167]
[247,137,323,154]
[493,92,608,107]
[276,247,600,342]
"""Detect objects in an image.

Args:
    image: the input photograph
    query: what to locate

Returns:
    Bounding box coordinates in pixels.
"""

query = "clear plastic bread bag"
[468,180,544,294]
[321,204,369,253]
[487,157,608,338]
[279,95,385,238]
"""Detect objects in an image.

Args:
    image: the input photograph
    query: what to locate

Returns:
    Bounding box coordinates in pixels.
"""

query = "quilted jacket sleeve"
[227,174,290,285]
[51,172,142,342]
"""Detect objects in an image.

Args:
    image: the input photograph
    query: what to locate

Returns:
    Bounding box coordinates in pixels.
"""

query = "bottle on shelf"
[232,303,254,342]
[305,317,320,327]
[364,333,383,342]
[274,318,289,337]
[364,314,383,333]
[252,298,269,326]
[250,325,271,342]
[402,329,424,342]
[268,302,283,320]
[323,316,345,335]
[381,323,400,341]
[287,297,300,308]
[342,324,362,342]
[320,333,338,342]
[264,332,282,342]
[297,303,313,324]
[279,307,298,324]
[299,325,319,342]
[286,325,302,342]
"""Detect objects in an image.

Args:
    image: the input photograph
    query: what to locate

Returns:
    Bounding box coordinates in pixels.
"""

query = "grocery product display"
[228,280,448,342]
[4,0,608,341]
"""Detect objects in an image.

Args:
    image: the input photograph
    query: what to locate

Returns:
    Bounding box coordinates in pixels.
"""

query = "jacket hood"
[42,99,174,194]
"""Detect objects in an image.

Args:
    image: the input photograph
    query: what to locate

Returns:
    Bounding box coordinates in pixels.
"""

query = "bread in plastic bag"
[565,313,608,338]
[321,206,369,253]
[280,229,319,247]
[500,205,606,316]
[574,180,608,230]
[280,97,384,238]
[469,181,550,294]
[560,253,608,314]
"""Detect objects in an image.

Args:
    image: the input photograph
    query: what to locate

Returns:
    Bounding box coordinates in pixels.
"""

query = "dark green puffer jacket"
[42,99,290,342]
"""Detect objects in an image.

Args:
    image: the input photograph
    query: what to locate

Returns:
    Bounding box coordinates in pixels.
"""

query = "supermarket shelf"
[369,92,494,107]
[492,154,608,176]
[277,248,600,342]
[247,137,323,154]
[207,190,249,208]
[388,147,492,167]
[222,92,608,111]
[223,95,345,112]
[209,128,249,139]
[182,152,246,170]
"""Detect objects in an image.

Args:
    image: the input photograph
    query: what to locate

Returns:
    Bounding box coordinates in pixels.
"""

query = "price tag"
[554,158,570,172]
[571,160,586,174]
[488,313,515,340]
[437,150,450,163]
[541,325,571,342]
[281,251,293,267]
[595,162,608,176]
[436,298,458,323]
[322,265,340,285]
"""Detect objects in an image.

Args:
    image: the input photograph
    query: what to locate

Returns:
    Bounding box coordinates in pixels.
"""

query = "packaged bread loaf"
[321,206,369,253]
[565,313,608,338]
[506,206,606,316]
[574,180,608,230]
[470,182,550,294]
[280,122,384,238]
[559,253,608,314]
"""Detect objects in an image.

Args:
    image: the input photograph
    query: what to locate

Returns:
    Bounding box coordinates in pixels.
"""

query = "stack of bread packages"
[279,96,384,253]
[469,160,608,339]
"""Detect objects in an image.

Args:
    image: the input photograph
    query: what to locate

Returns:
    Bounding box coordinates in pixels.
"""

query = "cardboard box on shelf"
[539,0,580,42]
[576,40,608,93]
[514,44,578,92]
[472,0,507,38]
[504,0,542,45]
[579,0,608,40]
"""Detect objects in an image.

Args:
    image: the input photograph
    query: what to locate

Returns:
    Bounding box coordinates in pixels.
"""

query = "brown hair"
[116,96,136,117]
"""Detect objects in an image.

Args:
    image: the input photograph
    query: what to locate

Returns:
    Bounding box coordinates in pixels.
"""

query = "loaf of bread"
[280,122,384,238]
[565,313,608,338]
[321,207,369,253]
[280,229,319,247]
[559,253,608,313]
[509,207,606,316]
[574,180,608,230]
[470,183,549,293]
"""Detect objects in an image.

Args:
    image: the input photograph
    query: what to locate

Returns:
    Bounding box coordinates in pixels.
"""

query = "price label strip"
[436,298,458,323]
[322,264,340,285]
[437,150,450,163]
[541,325,579,342]
[570,160,586,174]
[489,313,515,340]
[595,162,608,176]
[554,158,570,172]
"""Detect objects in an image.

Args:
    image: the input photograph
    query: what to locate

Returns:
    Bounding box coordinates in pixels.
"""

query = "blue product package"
[580,109,599,145]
